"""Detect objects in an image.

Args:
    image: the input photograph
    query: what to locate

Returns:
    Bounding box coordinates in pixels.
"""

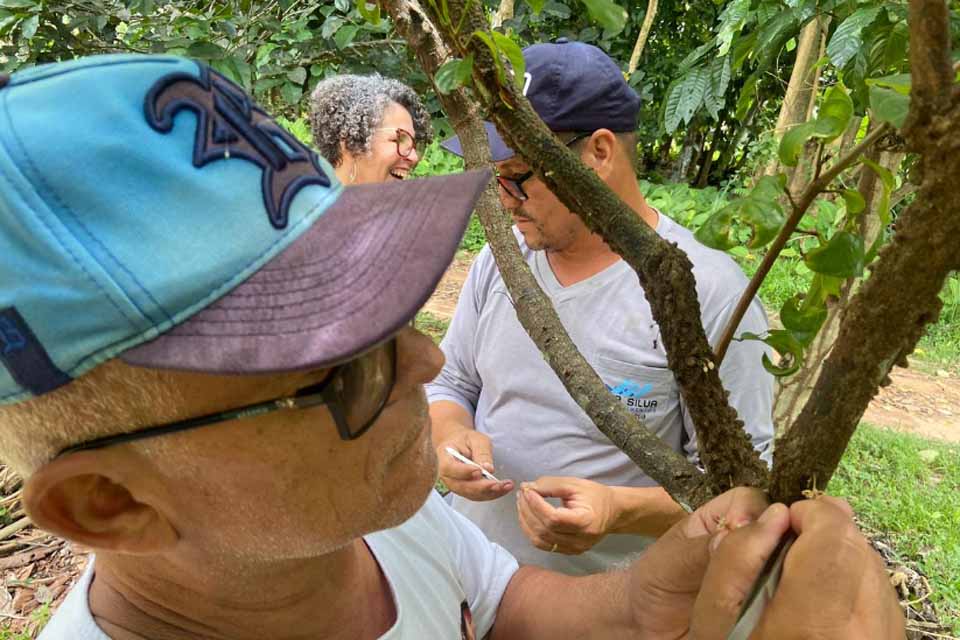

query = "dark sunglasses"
[495,132,593,201]
[56,339,398,457]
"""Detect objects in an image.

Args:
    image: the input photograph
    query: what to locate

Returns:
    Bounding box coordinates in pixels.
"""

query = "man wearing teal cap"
[0,55,900,639]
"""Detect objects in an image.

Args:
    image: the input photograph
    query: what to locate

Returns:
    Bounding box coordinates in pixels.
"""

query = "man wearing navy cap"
[0,55,900,640]
[430,40,777,575]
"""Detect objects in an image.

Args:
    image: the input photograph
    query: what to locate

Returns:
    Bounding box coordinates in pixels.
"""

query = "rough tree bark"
[418,0,769,496]
[770,0,960,503]
[627,0,658,77]
[382,0,712,509]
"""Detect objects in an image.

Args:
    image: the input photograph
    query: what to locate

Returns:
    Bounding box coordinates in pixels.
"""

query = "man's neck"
[547,183,659,287]
[87,539,394,640]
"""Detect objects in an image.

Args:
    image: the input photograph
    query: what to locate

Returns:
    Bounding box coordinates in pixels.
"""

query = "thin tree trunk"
[490,0,514,28]
[695,119,724,187]
[627,0,658,77]
[764,17,826,177]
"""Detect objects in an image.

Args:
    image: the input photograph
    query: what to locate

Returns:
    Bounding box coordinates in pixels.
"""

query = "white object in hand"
[444,447,501,482]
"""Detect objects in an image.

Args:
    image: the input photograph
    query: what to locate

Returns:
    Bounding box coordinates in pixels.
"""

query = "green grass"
[830,423,960,631]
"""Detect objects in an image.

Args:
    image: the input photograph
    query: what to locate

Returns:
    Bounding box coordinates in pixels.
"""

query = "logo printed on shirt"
[606,379,659,415]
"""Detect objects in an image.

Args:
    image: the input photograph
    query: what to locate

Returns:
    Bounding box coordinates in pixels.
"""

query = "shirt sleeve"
[681,295,775,466]
[425,250,489,414]
[429,493,520,639]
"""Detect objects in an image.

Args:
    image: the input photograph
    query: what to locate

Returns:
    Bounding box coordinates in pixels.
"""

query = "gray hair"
[309,74,433,167]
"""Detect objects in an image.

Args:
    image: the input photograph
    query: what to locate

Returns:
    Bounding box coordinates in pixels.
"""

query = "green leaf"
[716,0,750,56]
[473,31,506,85]
[321,16,345,39]
[286,66,307,85]
[435,56,474,94]
[694,207,737,251]
[491,32,525,91]
[255,43,278,67]
[579,0,627,35]
[662,78,684,134]
[866,73,911,95]
[528,0,546,13]
[813,84,854,142]
[778,122,815,167]
[281,82,303,106]
[543,1,570,18]
[827,6,882,69]
[869,86,910,128]
[0,0,35,8]
[334,24,359,49]
[780,295,827,345]
[356,0,381,25]
[740,330,804,377]
[19,11,36,39]
[704,55,731,120]
[804,231,865,278]
[186,41,227,60]
[754,10,798,61]
[841,189,866,215]
[678,67,708,125]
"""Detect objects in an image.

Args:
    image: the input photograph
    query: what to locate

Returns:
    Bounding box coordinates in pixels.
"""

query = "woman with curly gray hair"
[310,74,433,185]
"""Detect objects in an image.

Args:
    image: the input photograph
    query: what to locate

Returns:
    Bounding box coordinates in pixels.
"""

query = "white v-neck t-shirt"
[39,492,519,639]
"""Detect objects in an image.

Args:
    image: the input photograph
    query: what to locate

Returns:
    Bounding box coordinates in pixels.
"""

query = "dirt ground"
[424,253,960,445]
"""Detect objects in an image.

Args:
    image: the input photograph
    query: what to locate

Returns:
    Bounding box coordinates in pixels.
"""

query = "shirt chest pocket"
[592,356,682,441]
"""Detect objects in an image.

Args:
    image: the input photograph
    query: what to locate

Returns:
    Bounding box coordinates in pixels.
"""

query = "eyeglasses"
[55,340,398,457]
[374,127,417,158]
[495,132,593,202]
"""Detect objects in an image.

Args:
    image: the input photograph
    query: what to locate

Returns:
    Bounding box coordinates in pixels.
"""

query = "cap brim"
[441,121,515,162]
[121,169,491,374]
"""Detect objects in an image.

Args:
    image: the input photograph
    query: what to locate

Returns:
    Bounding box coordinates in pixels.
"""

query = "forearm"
[429,399,476,447]
[609,486,686,537]
[489,566,635,640]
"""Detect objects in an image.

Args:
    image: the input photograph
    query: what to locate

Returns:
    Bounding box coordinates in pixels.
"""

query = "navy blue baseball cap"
[442,39,641,161]
[0,54,490,405]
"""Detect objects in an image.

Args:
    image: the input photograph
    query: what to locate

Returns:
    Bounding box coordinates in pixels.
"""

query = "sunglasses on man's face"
[374,127,418,158]
[55,340,398,457]
[495,132,593,202]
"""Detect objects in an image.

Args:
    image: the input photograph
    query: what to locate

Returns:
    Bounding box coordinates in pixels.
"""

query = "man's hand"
[436,430,513,501]
[690,496,905,640]
[517,477,619,554]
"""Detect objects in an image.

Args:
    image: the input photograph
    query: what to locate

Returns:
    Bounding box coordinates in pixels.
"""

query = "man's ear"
[22,451,178,554]
[581,129,618,179]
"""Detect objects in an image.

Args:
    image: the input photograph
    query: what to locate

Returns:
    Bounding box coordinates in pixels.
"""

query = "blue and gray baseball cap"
[442,39,641,161]
[0,54,489,405]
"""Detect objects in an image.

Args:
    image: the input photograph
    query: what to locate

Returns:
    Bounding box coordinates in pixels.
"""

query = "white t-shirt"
[39,492,519,639]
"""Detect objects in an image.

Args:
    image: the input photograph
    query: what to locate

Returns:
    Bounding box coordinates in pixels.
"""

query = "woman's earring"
[349,159,358,184]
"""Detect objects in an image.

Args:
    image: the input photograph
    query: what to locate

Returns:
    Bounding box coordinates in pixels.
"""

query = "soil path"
[423,254,960,444]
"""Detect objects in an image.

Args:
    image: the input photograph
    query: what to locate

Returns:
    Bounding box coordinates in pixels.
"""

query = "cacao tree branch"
[383,0,713,509]
[627,0,658,77]
[427,0,767,494]
[714,122,892,364]
[770,0,960,503]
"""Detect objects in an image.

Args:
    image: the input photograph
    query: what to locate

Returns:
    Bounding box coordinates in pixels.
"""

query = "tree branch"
[714,123,891,364]
[627,0,658,77]
[769,0,960,503]
[424,0,768,496]
[382,0,713,509]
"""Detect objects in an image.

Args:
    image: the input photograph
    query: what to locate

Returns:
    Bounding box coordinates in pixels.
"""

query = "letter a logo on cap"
[145,63,331,230]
